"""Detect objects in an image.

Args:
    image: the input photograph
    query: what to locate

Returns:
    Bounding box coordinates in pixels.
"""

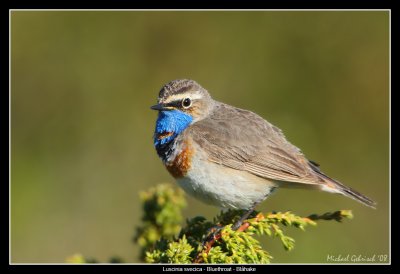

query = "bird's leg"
[231,201,260,231]
[203,199,261,245]
[201,225,223,246]
[196,200,264,263]
[231,188,277,230]
[204,198,263,244]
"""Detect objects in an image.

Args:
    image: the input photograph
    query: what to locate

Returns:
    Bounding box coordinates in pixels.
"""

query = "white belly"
[176,153,277,209]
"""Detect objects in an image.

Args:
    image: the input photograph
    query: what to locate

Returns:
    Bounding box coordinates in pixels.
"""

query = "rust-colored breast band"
[166,141,194,178]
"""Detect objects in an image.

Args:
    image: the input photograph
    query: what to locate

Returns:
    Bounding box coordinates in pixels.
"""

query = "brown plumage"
[152,79,376,209]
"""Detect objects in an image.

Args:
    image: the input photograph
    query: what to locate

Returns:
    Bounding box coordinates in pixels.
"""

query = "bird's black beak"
[150,103,173,111]
[150,104,163,111]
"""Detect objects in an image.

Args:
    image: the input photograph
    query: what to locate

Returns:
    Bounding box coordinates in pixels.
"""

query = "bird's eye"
[182,98,192,108]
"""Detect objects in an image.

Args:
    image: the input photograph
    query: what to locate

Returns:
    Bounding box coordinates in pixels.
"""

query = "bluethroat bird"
[151,79,376,227]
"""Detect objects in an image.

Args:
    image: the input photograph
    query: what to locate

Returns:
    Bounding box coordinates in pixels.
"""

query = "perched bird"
[151,79,376,225]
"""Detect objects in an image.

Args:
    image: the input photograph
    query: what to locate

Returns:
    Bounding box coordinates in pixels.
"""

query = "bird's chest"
[156,136,194,178]
[163,140,194,178]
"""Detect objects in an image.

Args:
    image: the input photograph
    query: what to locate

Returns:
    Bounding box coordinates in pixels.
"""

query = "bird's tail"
[334,181,377,209]
[309,163,377,208]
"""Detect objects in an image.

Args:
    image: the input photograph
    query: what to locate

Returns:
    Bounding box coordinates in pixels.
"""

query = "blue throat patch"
[154,110,193,147]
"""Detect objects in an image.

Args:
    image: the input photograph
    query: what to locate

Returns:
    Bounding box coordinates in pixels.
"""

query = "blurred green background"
[11,11,389,263]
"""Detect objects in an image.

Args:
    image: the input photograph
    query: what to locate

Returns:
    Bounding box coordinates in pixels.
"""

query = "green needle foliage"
[66,183,353,263]
[136,184,353,264]
[133,183,186,260]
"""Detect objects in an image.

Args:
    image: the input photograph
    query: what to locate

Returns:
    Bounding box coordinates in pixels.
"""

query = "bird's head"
[151,79,214,147]
[151,79,214,122]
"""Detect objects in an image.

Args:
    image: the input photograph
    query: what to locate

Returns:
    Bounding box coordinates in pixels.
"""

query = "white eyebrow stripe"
[164,92,203,103]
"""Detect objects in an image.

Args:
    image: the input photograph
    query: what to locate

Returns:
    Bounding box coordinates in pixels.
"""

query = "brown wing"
[187,102,320,185]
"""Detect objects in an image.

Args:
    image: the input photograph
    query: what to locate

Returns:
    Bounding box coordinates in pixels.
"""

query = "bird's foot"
[201,225,223,246]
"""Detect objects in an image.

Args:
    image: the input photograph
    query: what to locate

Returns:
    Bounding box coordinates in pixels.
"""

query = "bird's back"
[186,101,318,184]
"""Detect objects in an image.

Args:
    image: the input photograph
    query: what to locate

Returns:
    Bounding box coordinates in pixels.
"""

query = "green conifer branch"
[66,183,353,263]
[133,183,186,261]
[136,184,353,264]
